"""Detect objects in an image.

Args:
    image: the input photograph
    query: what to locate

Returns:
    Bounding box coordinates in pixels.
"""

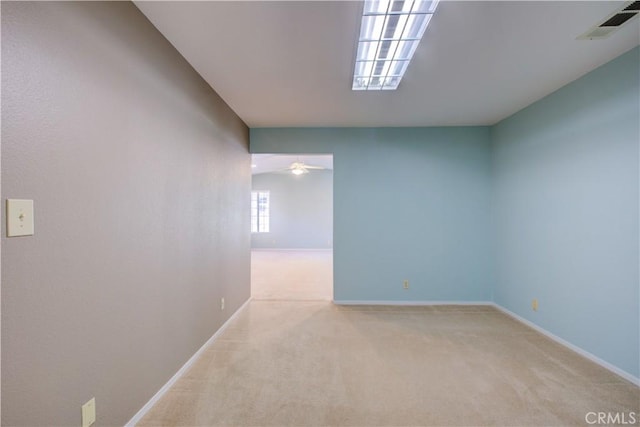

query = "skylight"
[352,0,439,91]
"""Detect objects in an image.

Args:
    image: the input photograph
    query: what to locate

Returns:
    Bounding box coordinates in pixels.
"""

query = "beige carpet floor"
[251,250,332,301]
[138,301,639,426]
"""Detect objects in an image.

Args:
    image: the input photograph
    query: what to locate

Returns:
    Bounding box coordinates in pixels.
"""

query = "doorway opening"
[250,154,333,301]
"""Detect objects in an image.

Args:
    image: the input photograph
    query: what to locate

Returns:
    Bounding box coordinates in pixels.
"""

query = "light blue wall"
[250,127,494,302]
[491,47,639,378]
[252,170,333,249]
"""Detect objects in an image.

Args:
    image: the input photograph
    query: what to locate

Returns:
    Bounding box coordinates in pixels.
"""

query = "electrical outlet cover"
[82,398,96,427]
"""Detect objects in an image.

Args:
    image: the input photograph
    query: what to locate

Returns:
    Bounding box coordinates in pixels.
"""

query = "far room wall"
[252,170,333,249]
[250,127,494,303]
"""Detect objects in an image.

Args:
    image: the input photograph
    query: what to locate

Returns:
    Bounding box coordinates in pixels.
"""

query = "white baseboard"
[125,298,251,426]
[332,300,493,306]
[492,303,640,387]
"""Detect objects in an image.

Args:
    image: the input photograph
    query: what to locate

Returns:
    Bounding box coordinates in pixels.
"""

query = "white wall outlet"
[221,297,225,310]
[532,298,539,311]
[403,280,409,289]
[6,199,34,237]
[81,397,96,427]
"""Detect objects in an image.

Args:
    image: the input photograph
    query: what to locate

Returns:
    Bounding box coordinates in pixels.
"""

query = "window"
[251,191,270,233]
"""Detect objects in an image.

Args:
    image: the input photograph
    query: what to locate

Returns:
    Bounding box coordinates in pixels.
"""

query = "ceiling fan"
[284,161,325,175]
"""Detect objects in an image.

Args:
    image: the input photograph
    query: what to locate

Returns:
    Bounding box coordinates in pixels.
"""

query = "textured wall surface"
[252,170,333,249]
[251,127,494,302]
[492,47,639,379]
[1,2,250,425]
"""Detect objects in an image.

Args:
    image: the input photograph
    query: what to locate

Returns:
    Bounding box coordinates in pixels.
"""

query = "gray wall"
[252,170,333,249]
[251,128,494,302]
[1,2,250,425]
[492,47,639,379]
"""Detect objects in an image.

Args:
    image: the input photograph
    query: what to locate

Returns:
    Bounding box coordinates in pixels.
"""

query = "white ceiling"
[252,154,333,175]
[135,1,639,127]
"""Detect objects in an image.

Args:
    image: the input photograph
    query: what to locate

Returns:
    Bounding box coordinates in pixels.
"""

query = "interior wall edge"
[492,303,640,386]
[124,299,252,427]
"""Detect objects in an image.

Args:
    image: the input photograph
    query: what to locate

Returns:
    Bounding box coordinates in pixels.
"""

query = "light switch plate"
[82,397,96,427]
[7,199,34,237]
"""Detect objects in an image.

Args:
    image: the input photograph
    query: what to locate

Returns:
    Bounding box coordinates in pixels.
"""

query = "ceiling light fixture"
[352,0,439,91]
[291,166,305,175]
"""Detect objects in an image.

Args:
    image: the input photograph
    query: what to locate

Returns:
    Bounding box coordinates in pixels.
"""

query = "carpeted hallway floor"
[138,301,639,426]
[251,250,333,301]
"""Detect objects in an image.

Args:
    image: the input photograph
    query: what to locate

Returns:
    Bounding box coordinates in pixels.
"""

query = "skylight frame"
[352,0,439,91]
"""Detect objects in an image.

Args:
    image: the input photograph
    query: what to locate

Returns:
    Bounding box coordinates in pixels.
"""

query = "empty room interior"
[1,1,639,426]
[251,154,334,302]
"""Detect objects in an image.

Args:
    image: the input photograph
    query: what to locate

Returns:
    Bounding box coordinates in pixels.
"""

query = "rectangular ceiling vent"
[578,1,639,40]
[623,1,640,11]
[600,12,637,27]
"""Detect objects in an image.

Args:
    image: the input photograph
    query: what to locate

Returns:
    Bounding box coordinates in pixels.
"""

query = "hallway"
[251,250,333,301]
